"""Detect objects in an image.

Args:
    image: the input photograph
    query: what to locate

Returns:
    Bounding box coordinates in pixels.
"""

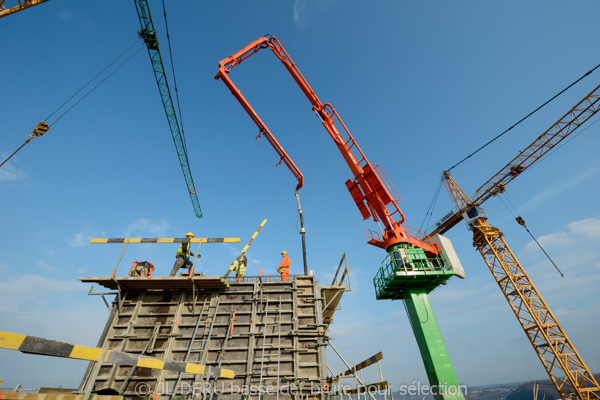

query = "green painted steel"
[373,245,463,399]
[134,0,202,218]
[373,244,454,299]
[404,288,464,400]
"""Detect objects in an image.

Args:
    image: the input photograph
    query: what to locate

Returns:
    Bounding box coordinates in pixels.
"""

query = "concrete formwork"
[79,276,339,400]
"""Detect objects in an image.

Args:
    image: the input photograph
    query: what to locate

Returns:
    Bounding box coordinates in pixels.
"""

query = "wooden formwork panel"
[79,276,335,400]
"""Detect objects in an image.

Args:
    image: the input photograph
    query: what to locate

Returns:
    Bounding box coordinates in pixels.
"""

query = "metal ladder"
[257,296,284,400]
[206,311,236,400]
[169,296,220,399]
[118,322,162,394]
[258,297,269,400]
[276,296,282,400]
[193,298,220,399]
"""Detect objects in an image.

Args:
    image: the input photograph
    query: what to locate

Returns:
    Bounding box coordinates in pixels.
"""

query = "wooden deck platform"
[79,276,230,290]
[0,395,122,400]
[321,285,345,328]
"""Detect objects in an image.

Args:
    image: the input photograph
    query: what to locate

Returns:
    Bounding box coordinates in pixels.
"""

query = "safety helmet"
[281,251,287,255]
[186,232,195,237]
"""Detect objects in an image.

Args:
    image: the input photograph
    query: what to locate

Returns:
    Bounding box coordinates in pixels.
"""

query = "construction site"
[1,2,600,400]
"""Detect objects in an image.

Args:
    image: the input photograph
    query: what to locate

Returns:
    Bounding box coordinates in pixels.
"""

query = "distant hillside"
[505,381,558,400]
[383,374,600,400]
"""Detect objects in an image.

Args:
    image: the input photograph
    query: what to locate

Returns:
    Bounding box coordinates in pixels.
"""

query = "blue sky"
[1,0,600,391]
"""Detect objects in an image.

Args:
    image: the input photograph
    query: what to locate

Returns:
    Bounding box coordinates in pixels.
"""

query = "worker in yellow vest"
[170,232,197,276]
[236,252,247,282]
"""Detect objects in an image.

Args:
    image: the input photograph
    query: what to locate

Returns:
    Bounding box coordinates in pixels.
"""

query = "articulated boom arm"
[214,38,304,190]
[430,83,600,237]
[216,36,432,251]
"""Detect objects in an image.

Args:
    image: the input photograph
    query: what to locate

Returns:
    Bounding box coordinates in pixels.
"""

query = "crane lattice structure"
[431,83,600,400]
[430,83,600,237]
[134,0,202,218]
[0,0,49,18]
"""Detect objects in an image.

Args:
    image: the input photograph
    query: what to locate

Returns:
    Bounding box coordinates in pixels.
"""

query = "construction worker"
[170,232,197,276]
[277,251,291,282]
[129,261,155,277]
[236,252,247,282]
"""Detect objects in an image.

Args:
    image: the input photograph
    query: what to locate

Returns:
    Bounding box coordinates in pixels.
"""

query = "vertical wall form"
[79,276,330,400]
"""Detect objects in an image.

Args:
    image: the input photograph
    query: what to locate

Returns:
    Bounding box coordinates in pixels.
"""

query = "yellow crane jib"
[0,0,50,19]
[0,331,235,379]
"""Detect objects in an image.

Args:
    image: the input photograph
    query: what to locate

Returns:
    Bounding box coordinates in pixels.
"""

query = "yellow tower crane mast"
[429,83,600,400]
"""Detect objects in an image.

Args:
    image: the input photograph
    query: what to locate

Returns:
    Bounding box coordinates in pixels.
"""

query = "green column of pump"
[375,243,464,400]
[404,287,464,400]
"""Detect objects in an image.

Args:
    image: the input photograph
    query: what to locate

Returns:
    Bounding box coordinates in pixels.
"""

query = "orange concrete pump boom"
[214,37,304,192]
[215,35,435,252]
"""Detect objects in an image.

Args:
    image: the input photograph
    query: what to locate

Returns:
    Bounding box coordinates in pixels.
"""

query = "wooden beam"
[339,352,383,377]
[0,331,234,379]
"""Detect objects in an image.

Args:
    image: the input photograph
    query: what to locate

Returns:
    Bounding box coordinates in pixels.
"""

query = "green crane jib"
[134,0,202,218]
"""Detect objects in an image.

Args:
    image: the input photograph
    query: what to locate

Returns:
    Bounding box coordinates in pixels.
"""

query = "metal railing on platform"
[226,274,299,283]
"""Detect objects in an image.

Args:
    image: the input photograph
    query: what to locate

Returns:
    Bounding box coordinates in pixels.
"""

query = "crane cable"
[419,62,600,233]
[0,139,36,169]
[484,115,599,278]
[447,61,600,172]
[494,112,600,277]
[496,192,564,278]
[160,0,189,160]
[45,39,143,125]
[1,39,144,169]
[418,178,443,234]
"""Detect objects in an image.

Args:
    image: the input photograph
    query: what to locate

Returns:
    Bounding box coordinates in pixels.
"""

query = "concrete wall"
[79,276,329,400]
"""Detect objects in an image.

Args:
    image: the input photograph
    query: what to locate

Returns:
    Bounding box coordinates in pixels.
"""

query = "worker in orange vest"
[129,261,155,277]
[277,251,291,281]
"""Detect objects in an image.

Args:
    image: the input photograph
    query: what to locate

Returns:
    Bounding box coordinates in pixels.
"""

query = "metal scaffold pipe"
[295,189,308,275]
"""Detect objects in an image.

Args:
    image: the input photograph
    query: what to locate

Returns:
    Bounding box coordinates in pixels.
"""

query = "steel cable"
[161,0,190,161]
[448,62,600,172]
[45,39,143,123]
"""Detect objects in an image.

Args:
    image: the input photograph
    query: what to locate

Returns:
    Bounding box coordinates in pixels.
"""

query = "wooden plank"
[0,395,121,400]
[223,219,267,278]
[0,331,234,379]
[321,287,345,326]
[340,352,383,376]
[79,277,229,291]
